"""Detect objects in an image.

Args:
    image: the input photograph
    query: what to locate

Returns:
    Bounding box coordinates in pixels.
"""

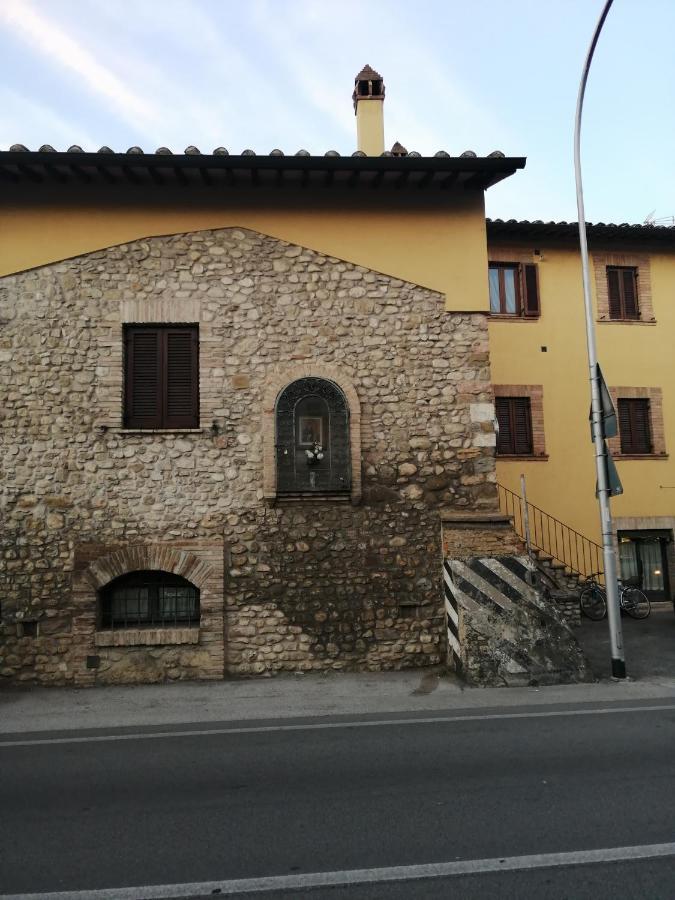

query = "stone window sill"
[614,453,669,460]
[95,627,200,647]
[110,428,204,434]
[269,491,353,505]
[496,454,549,461]
[597,319,657,326]
[489,314,540,322]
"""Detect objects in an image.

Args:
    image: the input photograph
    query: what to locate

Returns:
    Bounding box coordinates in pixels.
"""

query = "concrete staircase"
[496,482,605,627]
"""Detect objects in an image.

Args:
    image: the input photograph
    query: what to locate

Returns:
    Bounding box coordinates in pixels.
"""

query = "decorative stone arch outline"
[82,544,215,593]
[262,363,362,502]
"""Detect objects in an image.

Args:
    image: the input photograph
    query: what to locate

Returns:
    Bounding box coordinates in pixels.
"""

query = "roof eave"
[0,151,526,192]
[487,218,675,247]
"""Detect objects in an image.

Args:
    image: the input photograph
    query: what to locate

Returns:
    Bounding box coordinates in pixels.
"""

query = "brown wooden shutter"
[607,268,622,319]
[617,400,633,452]
[622,268,639,319]
[164,328,199,428]
[523,264,540,317]
[619,399,651,454]
[495,398,512,455]
[634,400,652,453]
[513,397,533,454]
[125,328,162,428]
[124,325,199,428]
[496,397,533,455]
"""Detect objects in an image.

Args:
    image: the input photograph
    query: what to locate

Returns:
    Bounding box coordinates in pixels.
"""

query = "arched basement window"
[99,571,200,629]
[275,378,351,494]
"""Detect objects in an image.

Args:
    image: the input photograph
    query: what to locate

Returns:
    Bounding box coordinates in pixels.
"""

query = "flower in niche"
[305,442,324,465]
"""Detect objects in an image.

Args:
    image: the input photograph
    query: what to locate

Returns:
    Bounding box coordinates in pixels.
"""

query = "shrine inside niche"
[275,378,351,493]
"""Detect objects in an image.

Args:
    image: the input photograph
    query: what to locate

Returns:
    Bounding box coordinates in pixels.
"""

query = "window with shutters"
[124,325,199,429]
[488,262,540,317]
[495,397,534,456]
[593,254,655,324]
[608,387,666,459]
[607,266,639,320]
[618,399,652,454]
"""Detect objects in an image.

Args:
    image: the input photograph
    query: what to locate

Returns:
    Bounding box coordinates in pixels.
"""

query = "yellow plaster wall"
[490,245,675,544]
[0,190,489,312]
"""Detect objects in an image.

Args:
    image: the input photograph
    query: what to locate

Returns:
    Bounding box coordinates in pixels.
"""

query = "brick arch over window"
[71,540,225,683]
[263,364,362,502]
[83,544,214,593]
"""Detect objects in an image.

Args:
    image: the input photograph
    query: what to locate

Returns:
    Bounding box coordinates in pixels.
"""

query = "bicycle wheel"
[621,587,651,619]
[580,585,607,620]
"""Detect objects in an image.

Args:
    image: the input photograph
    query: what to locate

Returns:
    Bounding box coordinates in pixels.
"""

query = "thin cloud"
[247,0,514,155]
[81,0,329,152]
[0,0,160,138]
[247,0,355,143]
[0,86,97,150]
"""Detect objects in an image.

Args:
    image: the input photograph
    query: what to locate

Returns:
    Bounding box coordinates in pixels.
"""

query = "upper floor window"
[618,399,652,454]
[495,396,533,456]
[124,325,199,429]
[607,266,639,320]
[99,571,200,629]
[488,263,540,317]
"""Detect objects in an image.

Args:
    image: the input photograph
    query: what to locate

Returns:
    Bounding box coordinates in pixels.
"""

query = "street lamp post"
[574,0,626,678]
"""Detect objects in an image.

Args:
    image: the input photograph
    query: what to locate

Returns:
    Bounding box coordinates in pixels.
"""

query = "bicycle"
[580,573,651,621]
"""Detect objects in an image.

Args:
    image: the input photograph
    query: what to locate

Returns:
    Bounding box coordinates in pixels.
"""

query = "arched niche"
[276,378,351,494]
[262,366,361,502]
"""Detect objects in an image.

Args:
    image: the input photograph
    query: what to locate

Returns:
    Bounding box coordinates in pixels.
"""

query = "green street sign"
[589,363,617,441]
[596,439,623,497]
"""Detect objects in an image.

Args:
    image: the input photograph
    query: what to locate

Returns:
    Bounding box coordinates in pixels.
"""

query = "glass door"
[618,531,671,602]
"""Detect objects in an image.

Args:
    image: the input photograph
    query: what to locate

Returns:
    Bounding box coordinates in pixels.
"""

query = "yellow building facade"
[488,219,675,601]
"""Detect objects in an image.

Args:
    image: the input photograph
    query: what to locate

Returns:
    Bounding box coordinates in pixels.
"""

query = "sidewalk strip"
[1,703,675,747]
[3,841,675,899]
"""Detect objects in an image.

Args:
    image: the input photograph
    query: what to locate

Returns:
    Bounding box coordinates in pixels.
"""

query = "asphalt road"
[2,699,675,899]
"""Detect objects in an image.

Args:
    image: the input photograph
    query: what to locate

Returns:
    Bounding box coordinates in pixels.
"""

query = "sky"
[1,0,674,225]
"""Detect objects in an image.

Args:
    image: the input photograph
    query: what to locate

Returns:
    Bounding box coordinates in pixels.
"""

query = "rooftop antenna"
[643,212,675,226]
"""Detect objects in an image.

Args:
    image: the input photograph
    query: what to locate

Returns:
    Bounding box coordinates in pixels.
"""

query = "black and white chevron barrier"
[442,555,591,686]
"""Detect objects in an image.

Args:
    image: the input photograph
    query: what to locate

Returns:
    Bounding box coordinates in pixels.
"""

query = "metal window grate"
[100,571,200,630]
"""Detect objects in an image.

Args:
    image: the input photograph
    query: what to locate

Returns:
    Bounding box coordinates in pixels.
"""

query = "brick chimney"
[352,65,385,156]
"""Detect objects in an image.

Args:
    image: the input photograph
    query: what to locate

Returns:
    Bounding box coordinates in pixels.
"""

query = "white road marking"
[3,841,675,899]
[1,703,675,747]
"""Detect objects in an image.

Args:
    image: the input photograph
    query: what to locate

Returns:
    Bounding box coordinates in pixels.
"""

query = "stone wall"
[441,512,525,559]
[0,226,496,684]
[224,504,443,675]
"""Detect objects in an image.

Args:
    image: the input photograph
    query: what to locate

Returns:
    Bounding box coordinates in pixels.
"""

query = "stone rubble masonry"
[441,512,525,559]
[0,226,497,685]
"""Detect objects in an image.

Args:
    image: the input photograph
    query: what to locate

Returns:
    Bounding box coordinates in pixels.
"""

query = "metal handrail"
[497,482,604,582]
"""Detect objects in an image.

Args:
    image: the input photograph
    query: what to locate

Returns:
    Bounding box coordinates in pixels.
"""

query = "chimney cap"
[355,63,383,82]
[353,64,385,111]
